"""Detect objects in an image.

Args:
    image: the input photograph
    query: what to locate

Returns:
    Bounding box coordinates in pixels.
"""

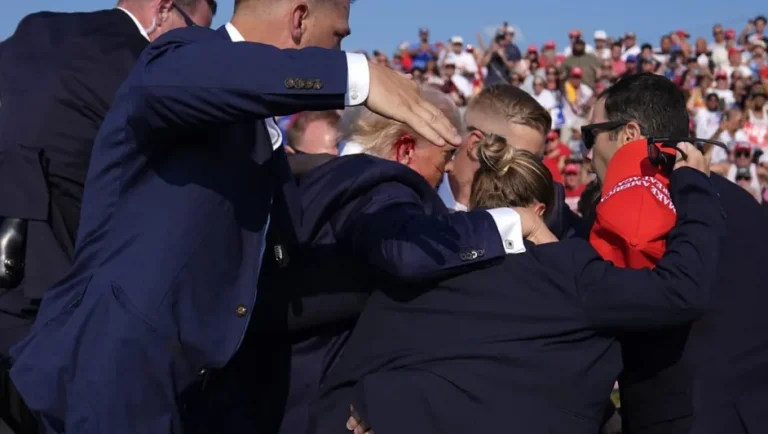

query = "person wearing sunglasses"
[582,72,768,434]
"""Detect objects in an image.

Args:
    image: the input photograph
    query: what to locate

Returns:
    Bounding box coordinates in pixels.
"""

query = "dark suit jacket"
[0,9,148,353]
[308,168,726,434]
[620,174,768,434]
[185,154,512,434]
[9,25,354,434]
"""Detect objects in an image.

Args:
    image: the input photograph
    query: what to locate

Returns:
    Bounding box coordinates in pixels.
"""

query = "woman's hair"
[338,86,461,158]
[470,134,555,219]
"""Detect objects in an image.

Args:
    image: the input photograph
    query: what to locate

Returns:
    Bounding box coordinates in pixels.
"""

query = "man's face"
[564,170,579,187]
[420,30,429,43]
[661,37,672,51]
[573,42,585,55]
[296,120,338,155]
[585,98,621,182]
[611,45,622,58]
[408,136,455,187]
[713,26,724,42]
[301,0,351,49]
[706,95,720,111]
[452,43,463,54]
[624,36,636,47]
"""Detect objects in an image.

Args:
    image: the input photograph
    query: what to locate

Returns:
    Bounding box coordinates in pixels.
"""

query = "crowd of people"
[281,16,768,211]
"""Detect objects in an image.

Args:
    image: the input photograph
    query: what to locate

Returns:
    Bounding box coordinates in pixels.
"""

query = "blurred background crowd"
[279,15,768,212]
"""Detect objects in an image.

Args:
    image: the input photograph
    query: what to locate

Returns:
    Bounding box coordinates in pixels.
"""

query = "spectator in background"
[610,42,626,78]
[654,34,673,65]
[408,27,438,70]
[286,111,341,156]
[440,59,473,106]
[443,36,478,80]
[542,130,570,183]
[562,38,601,88]
[724,47,753,79]
[745,86,768,149]
[562,162,585,213]
[709,108,750,169]
[593,30,610,60]
[710,24,729,68]
[481,26,520,85]
[540,40,558,68]
[620,32,641,60]
[711,69,736,106]
[529,76,557,112]
[563,29,595,56]
[740,15,767,46]
[562,67,594,125]
[695,92,723,139]
[727,143,762,200]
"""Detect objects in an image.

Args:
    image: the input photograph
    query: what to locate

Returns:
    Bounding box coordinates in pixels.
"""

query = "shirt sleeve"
[345,53,370,106]
[485,208,526,254]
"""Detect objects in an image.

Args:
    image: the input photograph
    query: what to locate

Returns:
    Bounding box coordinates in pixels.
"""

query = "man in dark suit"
[7,0,466,432]
[0,2,215,432]
[579,73,768,434]
[310,151,723,434]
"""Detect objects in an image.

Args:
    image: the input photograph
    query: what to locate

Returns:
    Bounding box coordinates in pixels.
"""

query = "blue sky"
[0,0,762,54]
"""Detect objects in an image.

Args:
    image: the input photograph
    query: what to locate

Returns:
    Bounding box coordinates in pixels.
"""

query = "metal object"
[0,218,27,290]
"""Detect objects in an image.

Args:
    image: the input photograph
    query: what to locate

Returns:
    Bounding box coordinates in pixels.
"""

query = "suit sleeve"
[331,182,507,281]
[577,168,726,331]
[127,27,363,130]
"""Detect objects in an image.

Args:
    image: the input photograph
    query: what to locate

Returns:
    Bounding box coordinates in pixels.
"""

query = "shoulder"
[142,26,223,58]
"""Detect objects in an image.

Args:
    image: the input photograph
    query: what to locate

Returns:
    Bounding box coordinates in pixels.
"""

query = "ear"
[465,130,484,161]
[157,0,173,23]
[394,133,416,165]
[290,1,310,45]
[533,202,547,218]
[622,121,643,143]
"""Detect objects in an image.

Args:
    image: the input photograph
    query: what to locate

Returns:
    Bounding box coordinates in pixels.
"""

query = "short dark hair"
[176,0,217,14]
[598,72,689,138]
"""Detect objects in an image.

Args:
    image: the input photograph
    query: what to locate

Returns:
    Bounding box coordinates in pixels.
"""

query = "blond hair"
[470,134,555,218]
[466,84,552,136]
[339,86,462,158]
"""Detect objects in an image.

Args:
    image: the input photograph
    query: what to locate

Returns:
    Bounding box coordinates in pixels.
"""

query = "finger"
[417,99,462,146]
[346,416,358,430]
[409,101,461,148]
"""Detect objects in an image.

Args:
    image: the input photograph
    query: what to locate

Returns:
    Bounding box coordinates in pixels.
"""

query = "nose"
[444,160,455,174]
[585,147,594,161]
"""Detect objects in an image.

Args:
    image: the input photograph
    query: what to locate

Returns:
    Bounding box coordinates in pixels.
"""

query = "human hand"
[673,142,710,176]
[513,207,557,244]
[366,61,462,148]
[346,405,374,434]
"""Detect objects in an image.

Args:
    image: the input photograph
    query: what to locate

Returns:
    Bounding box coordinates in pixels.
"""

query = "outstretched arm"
[578,168,726,330]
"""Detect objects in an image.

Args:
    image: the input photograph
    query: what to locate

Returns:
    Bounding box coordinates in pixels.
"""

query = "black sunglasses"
[581,120,629,151]
[172,3,197,27]
[646,137,728,173]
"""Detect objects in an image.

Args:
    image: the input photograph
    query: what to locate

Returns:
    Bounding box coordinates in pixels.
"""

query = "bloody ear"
[394,133,416,163]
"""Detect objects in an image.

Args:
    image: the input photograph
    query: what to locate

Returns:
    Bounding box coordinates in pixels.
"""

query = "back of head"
[599,72,689,138]
[470,133,555,219]
[339,86,461,157]
[467,84,552,137]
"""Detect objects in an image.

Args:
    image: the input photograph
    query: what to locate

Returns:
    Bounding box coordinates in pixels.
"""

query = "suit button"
[313,80,323,90]
[284,78,295,89]
[303,79,315,89]
[235,304,248,317]
[477,249,485,257]
[470,250,478,259]
[294,79,306,89]
[459,252,468,261]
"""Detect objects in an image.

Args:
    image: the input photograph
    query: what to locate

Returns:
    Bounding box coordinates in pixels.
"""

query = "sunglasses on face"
[581,120,629,151]
[735,151,751,158]
[646,137,728,173]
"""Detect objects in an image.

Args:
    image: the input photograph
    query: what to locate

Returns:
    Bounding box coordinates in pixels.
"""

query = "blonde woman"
[312,139,719,434]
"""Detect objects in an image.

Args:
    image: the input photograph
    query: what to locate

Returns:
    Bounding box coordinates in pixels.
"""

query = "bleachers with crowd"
[286,15,768,213]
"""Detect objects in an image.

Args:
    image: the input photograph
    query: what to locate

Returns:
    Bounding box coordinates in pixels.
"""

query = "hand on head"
[365,62,462,148]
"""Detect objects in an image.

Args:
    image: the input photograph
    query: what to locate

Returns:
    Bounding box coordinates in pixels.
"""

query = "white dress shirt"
[227,23,524,254]
[116,7,150,41]
[437,172,467,212]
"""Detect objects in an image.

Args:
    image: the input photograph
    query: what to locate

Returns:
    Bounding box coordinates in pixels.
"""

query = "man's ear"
[290,1,310,45]
[394,134,416,164]
[622,121,643,143]
[157,0,173,23]
[465,130,484,161]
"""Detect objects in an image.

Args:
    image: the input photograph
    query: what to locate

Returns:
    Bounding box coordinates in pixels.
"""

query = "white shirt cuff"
[485,208,526,254]
[345,52,370,106]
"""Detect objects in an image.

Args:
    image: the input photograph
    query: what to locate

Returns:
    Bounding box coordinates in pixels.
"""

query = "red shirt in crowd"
[543,143,571,184]
[589,139,675,269]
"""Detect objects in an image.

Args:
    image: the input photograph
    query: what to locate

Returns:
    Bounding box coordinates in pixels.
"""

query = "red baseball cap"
[676,30,689,38]
[715,69,728,78]
[546,130,559,140]
[527,44,538,53]
[564,163,580,174]
[569,29,581,38]
[725,29,736,39]
[570,66,584,77]
[544,40,556,49]
[728,47,741,56]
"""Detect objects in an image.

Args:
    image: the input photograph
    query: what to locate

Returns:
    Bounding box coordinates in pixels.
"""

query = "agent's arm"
[577,166,726,330]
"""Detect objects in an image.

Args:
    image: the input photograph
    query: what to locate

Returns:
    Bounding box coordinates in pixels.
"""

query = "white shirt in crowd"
[444,51,478,76]
[694,108,722,140]
[709,42,729,68]
[620,45,641,61]
[726,163,761,193]
[708,87,735,107]
[532,88,557,112]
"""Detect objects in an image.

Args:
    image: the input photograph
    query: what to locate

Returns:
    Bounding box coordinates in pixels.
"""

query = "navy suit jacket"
[0,9,148,353]
[8,25,360,434]
[308,168,726,434]
[619,174,768,434]
[184,154,509,434]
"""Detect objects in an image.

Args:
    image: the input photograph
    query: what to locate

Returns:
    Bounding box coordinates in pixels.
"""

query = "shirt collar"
[225,23,245,42]
[116,7,150,41]
[437,172,467,212]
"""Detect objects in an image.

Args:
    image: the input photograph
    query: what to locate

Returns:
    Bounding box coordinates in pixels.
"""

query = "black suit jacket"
[620,174,768,434]
[0,9,148,352]
[309,168,726,434]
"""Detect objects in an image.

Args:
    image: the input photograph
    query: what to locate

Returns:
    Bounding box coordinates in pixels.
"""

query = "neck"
[118,2,153,30]
[230,11,291,47]
[450,174,471,208]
